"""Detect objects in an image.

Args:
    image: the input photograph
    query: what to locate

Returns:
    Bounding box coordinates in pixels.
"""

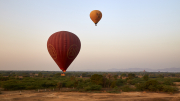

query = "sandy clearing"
[0,91,180,101]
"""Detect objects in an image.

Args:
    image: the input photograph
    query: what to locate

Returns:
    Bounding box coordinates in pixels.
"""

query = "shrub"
[102,78,111,88]
[113,75,118,80]
[41,82,55,88]
[145,80,163,91]
[57,82,63,90]
[73,80,79,88]
[156,85,164,91]
[163,86,178,93]
[113,86,119,90]
[127,80,136,85]
[90,74,103,86]
[0,77,9,81]
[110,81,117,88]
[168,78,180,82]
[65,81,75,88]
[127,78,144,85]
[26,86,38,90]
[158,74,164,78]
[76,82,84,90]
[47,78,52,80]
[108,86,120,93]
[148,85,163,91]
[172,78,180,82]
[70,76,76,81]
[128,73,136,79]
[84,84,102,91]
[135,80,163,92]
[121,85,134,92]
[3,83,26,90]
[116,79,125,86]
[163,79,173,85]
[135,83,146,91]
[143,74,149,81]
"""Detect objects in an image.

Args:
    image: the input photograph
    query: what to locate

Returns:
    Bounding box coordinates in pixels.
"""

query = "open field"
[0,90,180,101]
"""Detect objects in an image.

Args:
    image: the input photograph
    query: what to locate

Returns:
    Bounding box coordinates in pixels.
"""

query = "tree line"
[0,72,180,93]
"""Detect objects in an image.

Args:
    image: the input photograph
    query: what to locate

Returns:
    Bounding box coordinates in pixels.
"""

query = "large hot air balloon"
[47,31,81,74]
[90,10,102,26]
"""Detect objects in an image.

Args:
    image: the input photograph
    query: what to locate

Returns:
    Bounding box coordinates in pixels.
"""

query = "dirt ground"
[0,90,180,101]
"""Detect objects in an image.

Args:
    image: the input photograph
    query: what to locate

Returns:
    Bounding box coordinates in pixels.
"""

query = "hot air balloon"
[90,10,102,26]
[47,31,81,76]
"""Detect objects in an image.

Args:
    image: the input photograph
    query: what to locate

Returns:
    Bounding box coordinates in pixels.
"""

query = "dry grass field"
[0,90,180,101]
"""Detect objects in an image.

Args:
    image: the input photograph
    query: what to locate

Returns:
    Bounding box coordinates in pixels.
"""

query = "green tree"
[158,74,164,78]
[70,76,76,81]
[22,73,29,77]
[163,79,173,85]
[76,79,85,89]
[38,72,42,77]
[128,73,136,79]
[143,74,149,81]
[135,80,163,92]
[102,75,109,88]
[121,73,126,77]
[116,79,125,86]
[57,82,62,90]
[84,84,102,91]
[113,75,118,80]
[90,74,103,86]
[171,74,175,77]
[53,73,61,78]
[163,85,178,93]
[121,85,133,92]
[110,81,117,88]
[82,72,88,77]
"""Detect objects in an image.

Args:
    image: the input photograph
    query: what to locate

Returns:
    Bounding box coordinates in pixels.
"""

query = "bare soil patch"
[0,90,180,101]
[174,82,180,86]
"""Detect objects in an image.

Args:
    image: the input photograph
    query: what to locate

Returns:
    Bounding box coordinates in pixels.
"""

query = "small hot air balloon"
[47,31,81,75]
[90,10,102,26]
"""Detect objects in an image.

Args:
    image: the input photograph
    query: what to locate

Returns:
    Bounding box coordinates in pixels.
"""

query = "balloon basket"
[61,73,65,76]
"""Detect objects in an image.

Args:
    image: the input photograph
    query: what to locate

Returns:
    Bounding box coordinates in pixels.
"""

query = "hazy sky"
[0,0,180,71]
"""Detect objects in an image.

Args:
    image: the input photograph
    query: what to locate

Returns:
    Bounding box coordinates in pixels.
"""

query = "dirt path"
[0,91,180,101]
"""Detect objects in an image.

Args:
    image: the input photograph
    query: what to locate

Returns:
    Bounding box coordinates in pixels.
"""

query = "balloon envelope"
[47,31,81,72]
[90,10,102,26]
